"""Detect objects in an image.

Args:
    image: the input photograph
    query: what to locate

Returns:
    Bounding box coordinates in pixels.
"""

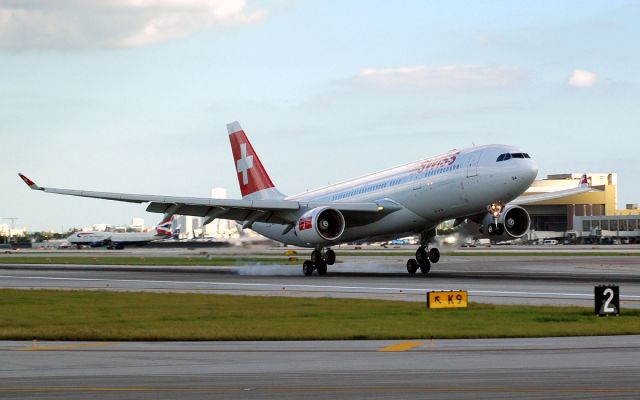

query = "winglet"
[18,173,42,190]
[579,173,589,188]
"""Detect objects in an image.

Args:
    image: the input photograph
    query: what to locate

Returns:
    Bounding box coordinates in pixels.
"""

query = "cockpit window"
[497,152,532,162]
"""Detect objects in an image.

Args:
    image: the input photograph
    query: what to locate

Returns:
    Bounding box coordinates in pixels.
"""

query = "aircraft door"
[466,151,483,178]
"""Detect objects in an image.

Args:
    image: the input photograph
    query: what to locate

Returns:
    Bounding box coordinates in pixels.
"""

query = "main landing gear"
[406,230,440,276]
[302,248,336,276]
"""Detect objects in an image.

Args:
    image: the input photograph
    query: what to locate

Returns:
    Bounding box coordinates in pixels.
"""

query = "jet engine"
[295,206,346,245]
[480,205,530,238]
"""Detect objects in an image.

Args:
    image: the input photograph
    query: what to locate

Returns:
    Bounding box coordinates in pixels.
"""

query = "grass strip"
[1,289,638,341]
[0,256,297,266]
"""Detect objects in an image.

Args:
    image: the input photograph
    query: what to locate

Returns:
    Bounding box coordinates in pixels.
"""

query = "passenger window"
[496,154,505,162]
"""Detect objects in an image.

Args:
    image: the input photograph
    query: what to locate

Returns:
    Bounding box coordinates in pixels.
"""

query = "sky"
[1,0,639,231]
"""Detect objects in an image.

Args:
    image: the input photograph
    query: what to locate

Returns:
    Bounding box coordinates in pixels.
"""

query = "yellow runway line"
[377,341,423,352]
[15,342,117,351]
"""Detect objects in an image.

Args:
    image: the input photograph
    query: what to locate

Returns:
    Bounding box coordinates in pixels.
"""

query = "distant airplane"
[19,121,591,275]
[66,215,173,250]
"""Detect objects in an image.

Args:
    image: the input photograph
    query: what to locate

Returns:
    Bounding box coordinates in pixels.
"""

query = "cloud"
[0,0,266,50]
[568,69,598,87]
[354,65,526,90]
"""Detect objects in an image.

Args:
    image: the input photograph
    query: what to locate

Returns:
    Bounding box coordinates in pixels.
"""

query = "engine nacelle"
[295,206,346,245]
[480,205,530,238]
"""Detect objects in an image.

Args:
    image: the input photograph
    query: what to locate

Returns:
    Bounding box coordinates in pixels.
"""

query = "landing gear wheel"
[495,224,504,236]
[487,223,497,235]
[415,247,428,264]
[406,259,418,275]
[310,250,322,265]
[428,248,440,264]
[302,260,314,276]
[316,261,327,276]
[325,249,336,265]
[419,259,431,274]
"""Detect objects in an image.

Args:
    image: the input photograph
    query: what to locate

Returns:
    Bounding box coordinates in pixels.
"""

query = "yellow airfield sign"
[427,290,468,309]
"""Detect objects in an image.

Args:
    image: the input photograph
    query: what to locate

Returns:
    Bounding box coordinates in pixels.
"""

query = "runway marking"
[15,342,117,351]
[378,341,423,352]
[2,274,640,301]
[2,386,640,394]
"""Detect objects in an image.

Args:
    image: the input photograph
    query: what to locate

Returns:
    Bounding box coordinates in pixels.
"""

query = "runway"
[1,253,639,306]
[2,253,640,399]
[2,336,640,399]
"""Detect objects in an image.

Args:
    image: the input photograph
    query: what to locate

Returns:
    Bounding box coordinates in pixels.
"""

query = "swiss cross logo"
[236,143,254,186]
[298,216,313,231]
[228,128,275,197]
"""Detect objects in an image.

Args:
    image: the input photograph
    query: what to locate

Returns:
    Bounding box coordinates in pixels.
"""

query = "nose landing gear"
[406,230,440,275]
[486,202,505,236]
[303,248,336,276]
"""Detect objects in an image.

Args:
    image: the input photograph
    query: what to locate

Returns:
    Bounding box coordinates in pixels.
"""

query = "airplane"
[66,215,173,250]
[19,121,592,275]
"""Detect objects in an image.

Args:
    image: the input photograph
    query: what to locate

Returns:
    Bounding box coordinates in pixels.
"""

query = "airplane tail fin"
[155,215,174,237]
[580,173,589,188]
[227,121,285,200]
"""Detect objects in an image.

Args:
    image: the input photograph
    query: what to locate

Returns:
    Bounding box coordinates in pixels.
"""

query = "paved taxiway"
[2,250,640,399]
[2,335,640,399]
[1,253,639,306]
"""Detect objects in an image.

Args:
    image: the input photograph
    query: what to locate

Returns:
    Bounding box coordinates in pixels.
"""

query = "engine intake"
[481,205,530,238]
[295,207,346,244]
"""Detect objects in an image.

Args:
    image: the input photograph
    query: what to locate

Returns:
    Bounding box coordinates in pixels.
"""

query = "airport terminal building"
[519,173,640,243]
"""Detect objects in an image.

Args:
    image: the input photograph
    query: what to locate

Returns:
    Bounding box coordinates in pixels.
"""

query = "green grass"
[0,256,297,266]
[0,289,638,341]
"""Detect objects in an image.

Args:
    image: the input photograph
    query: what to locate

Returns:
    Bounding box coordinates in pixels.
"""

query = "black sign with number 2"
[595,285,619,316]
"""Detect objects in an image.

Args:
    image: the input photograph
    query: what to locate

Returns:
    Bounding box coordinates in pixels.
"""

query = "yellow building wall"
[523,184,639,217]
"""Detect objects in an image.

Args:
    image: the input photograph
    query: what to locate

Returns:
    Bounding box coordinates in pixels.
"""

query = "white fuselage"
[250,144,538,247]
[67,231,163,247]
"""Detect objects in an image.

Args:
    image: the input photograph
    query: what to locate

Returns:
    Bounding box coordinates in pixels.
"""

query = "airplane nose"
[525,160,538,184]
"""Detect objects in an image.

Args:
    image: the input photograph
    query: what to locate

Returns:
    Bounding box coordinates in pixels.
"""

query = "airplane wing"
[18,174,402,227]
[510,186,598,206]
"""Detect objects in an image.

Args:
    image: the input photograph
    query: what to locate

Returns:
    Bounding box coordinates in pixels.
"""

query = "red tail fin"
[155,215,174,237]
[227,121,279,199]
[580,174,589,188]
